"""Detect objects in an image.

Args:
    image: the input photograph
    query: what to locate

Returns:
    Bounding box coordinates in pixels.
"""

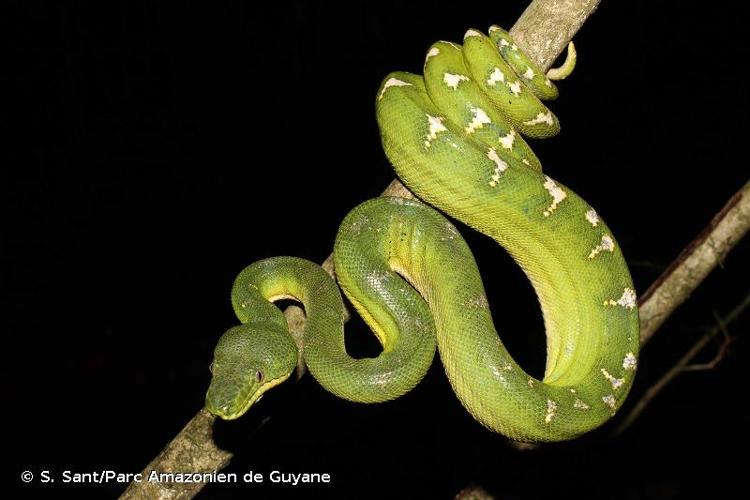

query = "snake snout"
[205,381,253,420]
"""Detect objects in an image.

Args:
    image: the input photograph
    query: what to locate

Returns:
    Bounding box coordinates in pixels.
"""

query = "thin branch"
[639,181,750,344]
[121,2,750,498]
[681,309,733,372]
[615,292,749,435]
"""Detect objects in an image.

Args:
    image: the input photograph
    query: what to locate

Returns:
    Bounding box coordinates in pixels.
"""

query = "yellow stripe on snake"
[206,26,639,442]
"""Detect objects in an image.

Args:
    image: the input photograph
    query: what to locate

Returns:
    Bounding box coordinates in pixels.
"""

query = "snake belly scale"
[205,26,639,442]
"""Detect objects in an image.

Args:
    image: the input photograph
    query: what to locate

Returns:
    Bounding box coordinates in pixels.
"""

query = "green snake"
[205,26,639,442]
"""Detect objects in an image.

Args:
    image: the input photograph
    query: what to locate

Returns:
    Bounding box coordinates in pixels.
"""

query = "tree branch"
[615,292,749,435]
[639,181,750,344]
[121,1,743,498]
[455,484,496,500]
[119,409,232,500]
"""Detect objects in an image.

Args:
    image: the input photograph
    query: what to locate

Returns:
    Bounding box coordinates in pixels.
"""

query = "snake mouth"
[206,373,291,420]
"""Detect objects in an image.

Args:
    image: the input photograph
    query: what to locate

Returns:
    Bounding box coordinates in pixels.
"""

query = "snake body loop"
[206,26,639,442]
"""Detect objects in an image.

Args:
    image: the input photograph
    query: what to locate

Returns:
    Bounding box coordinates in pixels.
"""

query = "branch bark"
[120,1,744,498]
[119,409,232,500]
[639,181,750,344]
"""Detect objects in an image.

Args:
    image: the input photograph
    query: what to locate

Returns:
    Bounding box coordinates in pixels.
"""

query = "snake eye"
[255,370,264,383]
[209,362,214,374]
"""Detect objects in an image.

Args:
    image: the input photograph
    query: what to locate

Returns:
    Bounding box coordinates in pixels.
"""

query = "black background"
[4,1,749,498]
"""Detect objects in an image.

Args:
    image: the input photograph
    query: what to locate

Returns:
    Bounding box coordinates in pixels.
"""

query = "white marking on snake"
[601,368,625,390]
[508,80,522,96]
[511,43,518,51]
[378,77,412,101]
[602,394,617,412]
[574,398,590,410]
[524,110,554,126]
[348,214,369,233]
[503,362,513,371]
[588,234,615,259]
[527,378,535,387]
[585,209,600,227]
[487,67,505,86]
[446,41,461,50]
[444,221,459,238]
[426,47,440,61]
[465,107,491,134]
[367,271,386,285]
[489,25,501,33]
[523,66,535,79]
[604,288,637,310]
[372,372,396,387]
[545,399,557,424]
[543,176,567,217]
[522,158,530,166]
[424,114,448,149]
[487,147,509,187]
[498,129,516,150]
[444,72,469,90]
[499,39,510,48]
[545,77,553,87]
[490,365,507,382]
[623,352,638,371]
[464,29,482,39]
[464,293,489,308]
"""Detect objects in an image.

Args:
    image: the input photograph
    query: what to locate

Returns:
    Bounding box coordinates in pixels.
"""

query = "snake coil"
[206,26,639,443]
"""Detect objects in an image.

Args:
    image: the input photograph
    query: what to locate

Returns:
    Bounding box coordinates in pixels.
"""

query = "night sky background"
[4,1,749,498]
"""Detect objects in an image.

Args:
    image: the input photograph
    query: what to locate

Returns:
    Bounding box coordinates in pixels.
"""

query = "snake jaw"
[206,372,292,420]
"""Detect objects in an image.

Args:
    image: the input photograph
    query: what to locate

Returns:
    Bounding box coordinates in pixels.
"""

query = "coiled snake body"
[206,26,639,442]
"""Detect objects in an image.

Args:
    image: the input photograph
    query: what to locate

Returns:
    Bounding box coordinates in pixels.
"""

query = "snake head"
[205,323,297,420]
